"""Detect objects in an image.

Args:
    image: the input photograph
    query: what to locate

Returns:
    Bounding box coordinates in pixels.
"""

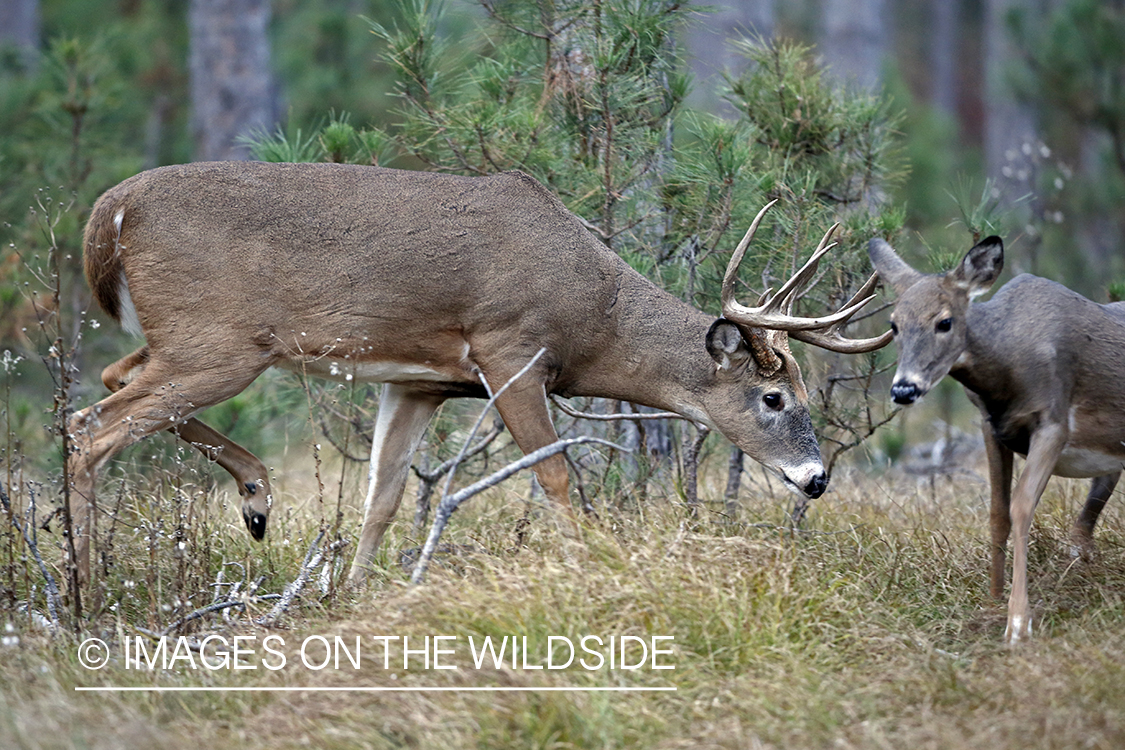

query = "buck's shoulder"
[490,170,572,210]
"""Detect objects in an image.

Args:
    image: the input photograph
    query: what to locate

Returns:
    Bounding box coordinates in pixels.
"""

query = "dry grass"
[1,449,1124,749]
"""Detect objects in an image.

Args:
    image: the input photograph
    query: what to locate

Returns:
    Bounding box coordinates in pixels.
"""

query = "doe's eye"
[763,393,783,410]
[936,318,953,333]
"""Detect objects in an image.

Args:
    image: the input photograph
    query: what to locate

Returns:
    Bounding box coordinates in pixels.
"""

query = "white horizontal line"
[76,686,676,693]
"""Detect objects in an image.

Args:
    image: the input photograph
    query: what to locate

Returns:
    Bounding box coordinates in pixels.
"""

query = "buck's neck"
[564,262,718,423]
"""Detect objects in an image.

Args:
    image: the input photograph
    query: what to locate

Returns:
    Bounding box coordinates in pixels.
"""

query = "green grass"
[1,451,1124,749]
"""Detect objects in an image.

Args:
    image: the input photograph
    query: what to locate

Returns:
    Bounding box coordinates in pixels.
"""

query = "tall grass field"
[1,431,1123,749]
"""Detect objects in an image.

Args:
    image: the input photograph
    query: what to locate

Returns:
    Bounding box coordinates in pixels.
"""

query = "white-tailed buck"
[71,161,890,587]
[869,236,1125,644]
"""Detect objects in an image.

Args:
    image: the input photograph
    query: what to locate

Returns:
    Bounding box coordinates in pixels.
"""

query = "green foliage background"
[1,0,1123,476]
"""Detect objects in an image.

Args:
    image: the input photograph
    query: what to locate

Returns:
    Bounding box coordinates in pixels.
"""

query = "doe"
[869,235,1125,644]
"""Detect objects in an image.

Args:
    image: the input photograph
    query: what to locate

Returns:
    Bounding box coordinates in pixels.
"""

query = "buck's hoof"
[346,565,372,589]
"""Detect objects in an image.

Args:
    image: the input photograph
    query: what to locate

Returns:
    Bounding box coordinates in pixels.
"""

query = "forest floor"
[1,453,1123,749]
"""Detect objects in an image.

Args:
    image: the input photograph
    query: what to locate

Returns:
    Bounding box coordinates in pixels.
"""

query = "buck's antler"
[720,202,892,354]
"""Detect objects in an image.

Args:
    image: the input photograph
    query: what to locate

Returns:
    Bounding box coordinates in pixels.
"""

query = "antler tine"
[788,271,893,353]
[721,199,779,311]
[774,222,840,315]
[721,216,868,332]
[720,214,893,351]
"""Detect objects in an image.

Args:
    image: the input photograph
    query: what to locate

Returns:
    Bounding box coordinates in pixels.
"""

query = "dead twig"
[154,599,249,637]
[440,348,548,502]
[410,435,630,584]
[411,348,630,584]
[550,396,683,422]
[413,417,506,533]
[1,480,60,632]
[255,529,346,627]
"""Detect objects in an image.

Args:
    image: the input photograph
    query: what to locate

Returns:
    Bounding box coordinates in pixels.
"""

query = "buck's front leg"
[348,385,444,585]
[981,421,1014,600]
[486,374,578,539]
[1005,422,1067,645]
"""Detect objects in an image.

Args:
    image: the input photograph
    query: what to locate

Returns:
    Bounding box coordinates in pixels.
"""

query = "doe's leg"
[981,422,1014,600]
[1069,471,1119,561]
[1005,423,1067,645]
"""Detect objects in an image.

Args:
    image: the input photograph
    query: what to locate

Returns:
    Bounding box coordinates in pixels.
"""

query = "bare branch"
[160,599,247,636]
[550,396,684,422]
[441,348,547,501]
[415,418,505,482]
[413,418,506,533]
[411,435,630,584]
[255,529,346,626]
[1,481,60,632]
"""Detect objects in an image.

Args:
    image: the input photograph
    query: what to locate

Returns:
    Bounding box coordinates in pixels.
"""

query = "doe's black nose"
[804,472,828,499]
[891,381,919,405]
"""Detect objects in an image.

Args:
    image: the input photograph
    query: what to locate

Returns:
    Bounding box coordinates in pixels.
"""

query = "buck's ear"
[706,319,751,372]
[868,238,924,295]
[952,236,1003,298]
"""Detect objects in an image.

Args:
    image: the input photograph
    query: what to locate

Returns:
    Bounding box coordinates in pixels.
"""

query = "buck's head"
[868,236,1004,405]
[709,201,893,498]
[702,317,827,497]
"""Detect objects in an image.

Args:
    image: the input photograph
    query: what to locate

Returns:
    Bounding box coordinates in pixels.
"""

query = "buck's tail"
[83,184,141,336]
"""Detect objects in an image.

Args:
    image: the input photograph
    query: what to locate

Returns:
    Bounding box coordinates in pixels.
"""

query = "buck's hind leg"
[101,347,273,539]
[348,384,444,584]
[1070,471,1119,561]
[68,354,270,586]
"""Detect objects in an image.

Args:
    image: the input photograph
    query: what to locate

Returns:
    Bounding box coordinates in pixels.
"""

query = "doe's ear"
[868,238,924,295]
[951,236,1003,298]
[706,319,751,372]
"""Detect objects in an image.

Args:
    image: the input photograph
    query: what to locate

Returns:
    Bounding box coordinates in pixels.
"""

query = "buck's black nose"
[891,381,919,405]
[804,472,828,499]
[244,509,268,540]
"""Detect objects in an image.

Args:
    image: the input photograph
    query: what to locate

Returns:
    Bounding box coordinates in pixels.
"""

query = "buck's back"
[107,162,627,362]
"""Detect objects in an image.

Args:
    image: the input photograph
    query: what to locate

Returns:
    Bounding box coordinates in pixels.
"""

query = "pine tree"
[250,0,909,502]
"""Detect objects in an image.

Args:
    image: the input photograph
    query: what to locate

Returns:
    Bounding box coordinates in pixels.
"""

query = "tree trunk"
[0,0,40,71]
[684,0,775,113]
[983,0,1039,203]
[821,0,888,91]
[681,425,709,519]
[723,446,743,519]
[930,0,959,119]
[1079,127,1117,286]
[189,0,278,161]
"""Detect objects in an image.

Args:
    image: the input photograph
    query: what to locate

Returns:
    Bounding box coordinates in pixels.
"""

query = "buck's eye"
[936,318,953,333]
[890,322,899,336]
[763,393,784,411]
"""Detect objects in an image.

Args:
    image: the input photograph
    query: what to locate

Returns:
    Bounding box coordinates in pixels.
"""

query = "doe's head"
[868,235,1004,405]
